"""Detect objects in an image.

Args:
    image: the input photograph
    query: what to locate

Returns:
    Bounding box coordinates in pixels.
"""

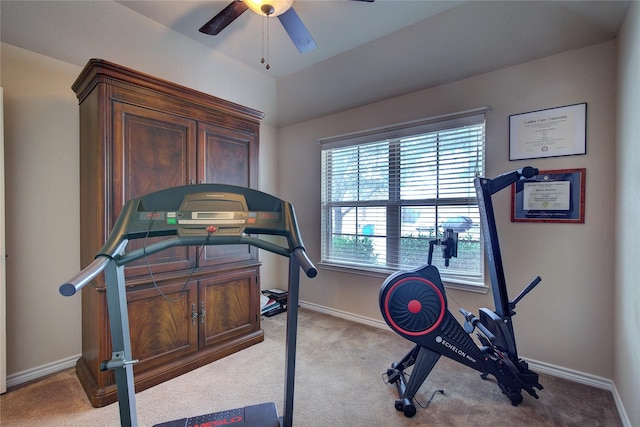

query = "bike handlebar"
[459,308,496,344]
[510,276,542,309]
[482,166,540,195]
[520,166,538,179]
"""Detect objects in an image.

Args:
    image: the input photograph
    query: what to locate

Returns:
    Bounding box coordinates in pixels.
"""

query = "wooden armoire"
[72,59,265,407]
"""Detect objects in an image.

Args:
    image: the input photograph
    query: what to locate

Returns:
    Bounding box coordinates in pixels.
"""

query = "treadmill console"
[95,183,307,264]
[132,191,281,238]
[122,190,285,240]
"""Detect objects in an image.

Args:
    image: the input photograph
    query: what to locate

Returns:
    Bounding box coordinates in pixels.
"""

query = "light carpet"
[0,308,621,426]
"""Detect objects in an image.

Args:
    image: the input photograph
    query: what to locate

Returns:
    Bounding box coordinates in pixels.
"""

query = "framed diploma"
[511,168,585,223]
[509,103,586,160]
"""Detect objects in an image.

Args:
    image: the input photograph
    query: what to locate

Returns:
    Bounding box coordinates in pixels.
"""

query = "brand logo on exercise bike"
[435,336,477,363]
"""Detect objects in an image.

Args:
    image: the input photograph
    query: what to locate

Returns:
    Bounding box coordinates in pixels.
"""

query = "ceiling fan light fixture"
[244,0,294,17]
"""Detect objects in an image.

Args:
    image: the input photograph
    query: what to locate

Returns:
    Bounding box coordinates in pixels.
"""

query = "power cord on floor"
[381,369,446,409]
[416,389,445,409]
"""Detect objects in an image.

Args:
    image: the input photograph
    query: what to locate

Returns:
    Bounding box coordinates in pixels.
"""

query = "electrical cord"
[416,389,445,409]
[381,368,446,409]
[141,211,209,303]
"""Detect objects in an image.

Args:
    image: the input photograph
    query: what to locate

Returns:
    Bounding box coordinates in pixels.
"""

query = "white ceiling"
[1,1,630,126]
[115,0,466,79]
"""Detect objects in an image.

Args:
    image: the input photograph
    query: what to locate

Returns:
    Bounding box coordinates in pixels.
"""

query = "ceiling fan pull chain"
[265,15,271,70]
[260,13,271,70]
[261,13,266,66]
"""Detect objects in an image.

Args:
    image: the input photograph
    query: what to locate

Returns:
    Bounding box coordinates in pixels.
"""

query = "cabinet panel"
[198,122,257,266]
[127,281,198,373]
[112,101,197,277]
[199,269,259,348]
[199,122,256,186]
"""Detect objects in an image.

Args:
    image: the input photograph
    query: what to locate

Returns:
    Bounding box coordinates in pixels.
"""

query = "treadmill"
[60,184,318,427]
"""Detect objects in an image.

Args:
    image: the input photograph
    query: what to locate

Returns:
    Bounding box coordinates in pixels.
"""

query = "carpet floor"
[0,308,622,426]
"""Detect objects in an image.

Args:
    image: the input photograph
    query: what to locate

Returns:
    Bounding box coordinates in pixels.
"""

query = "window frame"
[319,108,489,291]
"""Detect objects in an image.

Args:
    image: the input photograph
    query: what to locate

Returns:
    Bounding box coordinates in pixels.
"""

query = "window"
[320,110,486,287]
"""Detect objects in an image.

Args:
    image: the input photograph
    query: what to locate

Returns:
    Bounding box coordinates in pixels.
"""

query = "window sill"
[318,262,489,294]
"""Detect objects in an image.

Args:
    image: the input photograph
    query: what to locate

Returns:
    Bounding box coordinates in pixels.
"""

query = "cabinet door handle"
[191,303,198,326]
[200,301,206,324]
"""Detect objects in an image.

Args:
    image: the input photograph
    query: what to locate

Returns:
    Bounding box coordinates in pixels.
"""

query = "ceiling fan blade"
[277,7,317,54]
[199,1,248,35]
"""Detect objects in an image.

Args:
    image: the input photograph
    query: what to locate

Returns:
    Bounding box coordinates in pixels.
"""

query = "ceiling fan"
[199,0,375,54]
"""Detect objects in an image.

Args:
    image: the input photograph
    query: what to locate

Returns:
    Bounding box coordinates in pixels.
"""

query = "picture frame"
[509,103,587,160]
[511,168,585,223]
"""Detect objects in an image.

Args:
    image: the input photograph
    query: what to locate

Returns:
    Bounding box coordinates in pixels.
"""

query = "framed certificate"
[511,168,585,223]
[509,103,587,160]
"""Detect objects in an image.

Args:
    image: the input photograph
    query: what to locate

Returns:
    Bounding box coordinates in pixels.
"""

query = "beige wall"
[279,41,618,380]
[2,46,82,375]
[0,43,279,377]
[615,3,640,426]
[1,11,637,423]
[1,87,6,393]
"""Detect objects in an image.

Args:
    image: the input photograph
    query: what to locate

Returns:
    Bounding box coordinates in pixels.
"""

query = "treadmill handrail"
[59,256,111,297]
[58,238,129,296]
[60,184,317,297]
[292,247,318,278]
[115,237,317,278]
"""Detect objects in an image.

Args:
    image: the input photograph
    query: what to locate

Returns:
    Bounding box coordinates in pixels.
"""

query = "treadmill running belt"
[154,402,280,427]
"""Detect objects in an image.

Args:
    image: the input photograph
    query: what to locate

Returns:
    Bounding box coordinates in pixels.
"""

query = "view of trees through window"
[321,116,485,284]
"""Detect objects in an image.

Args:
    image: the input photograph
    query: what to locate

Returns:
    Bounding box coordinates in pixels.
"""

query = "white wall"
[615,3,640,426]
[279,41,618,380]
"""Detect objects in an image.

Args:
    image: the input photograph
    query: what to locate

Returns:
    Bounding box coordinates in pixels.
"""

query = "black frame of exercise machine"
[380,167,544,416]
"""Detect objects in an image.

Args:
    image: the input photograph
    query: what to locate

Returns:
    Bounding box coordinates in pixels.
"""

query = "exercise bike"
[379,167,544,417]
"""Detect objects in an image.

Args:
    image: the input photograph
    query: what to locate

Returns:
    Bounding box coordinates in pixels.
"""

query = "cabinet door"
[199,268,259,348]
[198,122,257,186]
[198,122,258,266]
[127,280,199,374]
[112,101,198,277]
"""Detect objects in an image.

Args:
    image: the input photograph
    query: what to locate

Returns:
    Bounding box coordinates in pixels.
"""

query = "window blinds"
[320,109,486,285]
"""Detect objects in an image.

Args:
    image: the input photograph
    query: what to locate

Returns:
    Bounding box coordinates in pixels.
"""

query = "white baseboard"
[5,354,79,389]
[524,358,611,390]
[300,301,389,330]
[611,382,633,427]
[299,300,632,427]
